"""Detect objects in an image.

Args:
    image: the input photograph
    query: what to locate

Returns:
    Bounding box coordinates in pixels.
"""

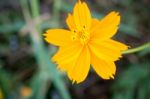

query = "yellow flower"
[20,87,32,97]
[44,0,128,83]
[0,89,4,99]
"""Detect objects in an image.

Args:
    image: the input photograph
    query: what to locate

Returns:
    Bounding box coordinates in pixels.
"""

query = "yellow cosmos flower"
[44,0,128,83]
[0,89,3,99]
[20,87,32,97]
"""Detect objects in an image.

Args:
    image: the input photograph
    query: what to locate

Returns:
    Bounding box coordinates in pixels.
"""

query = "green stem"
[20,0,71,99]
[122,42,150,54]
[31,0,40,19]
[52,0,62,27]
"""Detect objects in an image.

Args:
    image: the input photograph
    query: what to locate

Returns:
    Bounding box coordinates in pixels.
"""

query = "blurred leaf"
[119,24,140,38]
[118,0,133,6]
[138,48,150,56]
[112,62,150,99]
[20,0,71,99]
[0,69,12,99]
[0,21,24,33]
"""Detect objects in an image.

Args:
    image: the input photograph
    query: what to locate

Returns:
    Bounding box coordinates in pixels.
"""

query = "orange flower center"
[72,29,90,45]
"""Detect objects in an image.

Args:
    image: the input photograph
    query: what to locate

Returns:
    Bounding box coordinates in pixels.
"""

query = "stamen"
[83,25,86,29]
[71,29,89,45]
[78,0,85,2]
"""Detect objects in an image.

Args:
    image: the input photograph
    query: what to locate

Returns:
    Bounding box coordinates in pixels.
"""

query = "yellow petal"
[92,39,128,53]
[103,39,129,51]
[68,46,90,84]
[44,29,72,46]
[57,60,76,72]
[89,41,121,61]
[90,19,100,30]
[99,11,120,28]
[73,1,91,30]
[91,11,120,40]
[52,42,82,72]
[91,53,116,79]
[52,42,82,65]
[66,13,76,30]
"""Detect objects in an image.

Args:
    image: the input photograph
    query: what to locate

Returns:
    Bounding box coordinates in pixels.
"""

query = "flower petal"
[91,52,116,79]
[93,39,129,51]
[52,42,81,64]
[52,42,82,72]
[66,13,76,31]
[73,1,91,30]
[89,39,128,61]
[68,46,90,84]
[89,40,121,61]
[44,29,72,46]
[90,19,100,30]
[91,11,120,40]
[103,39,129,51]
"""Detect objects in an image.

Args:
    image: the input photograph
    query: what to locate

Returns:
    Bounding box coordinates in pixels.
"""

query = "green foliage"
[112,62,150,99]
[20,0,71,99]
[0,69,12,99]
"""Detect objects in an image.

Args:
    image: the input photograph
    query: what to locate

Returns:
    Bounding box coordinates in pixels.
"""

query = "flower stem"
[122,42,150,54]
[20,0,71,99]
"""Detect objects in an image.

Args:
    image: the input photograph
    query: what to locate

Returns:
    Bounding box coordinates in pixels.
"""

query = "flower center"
[72,29,90,45]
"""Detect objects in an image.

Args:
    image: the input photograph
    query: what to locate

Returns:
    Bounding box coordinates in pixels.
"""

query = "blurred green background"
[0,0,150,99]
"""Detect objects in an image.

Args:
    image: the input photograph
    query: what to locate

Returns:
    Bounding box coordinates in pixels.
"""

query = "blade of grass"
[30,0,71,98]
[52,0,62,27]
[20,0,71,99]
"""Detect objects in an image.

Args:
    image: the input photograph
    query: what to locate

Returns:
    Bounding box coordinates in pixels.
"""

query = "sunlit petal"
[89,41,121,61]
[44,29,72,46]
[73,1,91,30]
[91,53,116,79]
[68,46,90,83]
[66,13,76,31]
[91,11,120,40]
